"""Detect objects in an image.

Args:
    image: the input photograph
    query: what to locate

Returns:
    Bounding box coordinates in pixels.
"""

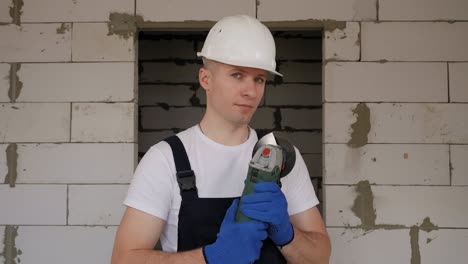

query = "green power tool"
[236,132,296,222]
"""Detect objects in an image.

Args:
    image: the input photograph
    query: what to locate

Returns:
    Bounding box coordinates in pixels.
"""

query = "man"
[112,15,331,264]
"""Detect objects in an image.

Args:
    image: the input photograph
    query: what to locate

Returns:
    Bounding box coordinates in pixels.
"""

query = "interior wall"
[0,0,467,263]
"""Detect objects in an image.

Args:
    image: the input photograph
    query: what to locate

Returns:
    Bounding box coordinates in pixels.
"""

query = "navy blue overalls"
[163,134,287,263]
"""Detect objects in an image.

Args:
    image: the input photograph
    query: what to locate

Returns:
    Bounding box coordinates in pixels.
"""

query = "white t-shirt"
[124,125,319,252]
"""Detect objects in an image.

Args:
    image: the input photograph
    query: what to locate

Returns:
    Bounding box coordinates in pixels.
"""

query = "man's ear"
[199,67,211,92]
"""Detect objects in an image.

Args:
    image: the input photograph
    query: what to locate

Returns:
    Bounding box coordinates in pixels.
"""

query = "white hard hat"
[197,15,282,76]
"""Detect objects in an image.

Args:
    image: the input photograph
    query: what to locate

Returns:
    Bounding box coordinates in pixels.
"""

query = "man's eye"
[255,77,265,84]
[232,73,242,79]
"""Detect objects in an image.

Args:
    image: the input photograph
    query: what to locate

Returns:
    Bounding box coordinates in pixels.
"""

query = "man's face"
[200,61,267,126]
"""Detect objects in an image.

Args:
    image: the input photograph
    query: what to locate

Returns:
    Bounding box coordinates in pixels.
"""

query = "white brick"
[0,0,11,23]
[281,108,322,130]
[450,63,468,102]
[139,38,197,60]
[15,226,117,264]
[258,0,376,21]
[302,154,322,177]
[137,0,255,22]
[17,63,134,102]
[325,62,447,102]
[329,228,410,264]
[419,229,468,264]
[21,0,134,22]
[380,0,468,21]
[324,144,450,185]
[139,131,174,153]
[324,22,360,61]
[17,143,136,184]
[362,22,468,61]
[0,144,7,180]
[0,24,71,62]
[324,103,468,144]
[325,185,468,228]
[0,185,66,225]
[72,103,135,142]
[451,145,468,186]
[278,62,322,83]
[139,84,194,106]
[141,107,204,129]
[274,131,322,154]
[140,62,200,83]
[72,23,134,61]
[276,37,321,60]
[0,103,70,143]
[0,63,9,102]
[69,185,128,225]
[250,107,275,129]
[265,84,322,106]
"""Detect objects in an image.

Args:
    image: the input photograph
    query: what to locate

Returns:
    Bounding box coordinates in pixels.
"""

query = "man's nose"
[241,78,258,98]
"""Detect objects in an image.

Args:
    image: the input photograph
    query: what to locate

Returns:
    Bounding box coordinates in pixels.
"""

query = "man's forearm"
[280,226,331,264]
[116,248,206,264]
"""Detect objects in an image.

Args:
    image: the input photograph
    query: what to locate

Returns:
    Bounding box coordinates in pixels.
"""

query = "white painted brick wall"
[257,0,377,21]
[274,131,322,154]
[139,38,197,60]
[450,63,468,102]
[328,228,411,264]
[250,107,276,129]
[17,63,134,102]
[380,0,468,20]
[265,84,322,106]
[0,63,9,102]
[14,226,117,264]
[72,23,135,62]
[325,185,468,227]
[141,107,204,129]
[0,185,66,225]
[0,0,11,23]
[21,0,134,22]
[139,84,194,106]
[17,143,136,184]
[137,0,255,22]
[139,131,174,153]
[0,144,7,179]
[0,24,71,62]
[324,22,360,61]
[72,103,135,142]
[325,62,448,102]
[140,62,200,83]
[324,144,450,185]
[278,62,322,83]
[419,229,468,264]
[324,103,468,144]
[281,109,322,129]
[276,37,321,60]
[451,145,468,186]
[362,22,468,61]
[0,103,70,143]
[68,185,128,225]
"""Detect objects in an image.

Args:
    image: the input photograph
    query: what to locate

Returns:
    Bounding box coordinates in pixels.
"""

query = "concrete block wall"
[138,31,323,205]
[0,0,467,263]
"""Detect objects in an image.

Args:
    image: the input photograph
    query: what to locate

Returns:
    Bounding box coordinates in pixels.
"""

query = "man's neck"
[199,116,250,146]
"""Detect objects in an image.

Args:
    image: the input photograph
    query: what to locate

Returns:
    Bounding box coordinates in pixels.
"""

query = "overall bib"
[163,135,286,263]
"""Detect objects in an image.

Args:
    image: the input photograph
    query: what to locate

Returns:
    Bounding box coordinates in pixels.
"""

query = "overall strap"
[163,135,197,194]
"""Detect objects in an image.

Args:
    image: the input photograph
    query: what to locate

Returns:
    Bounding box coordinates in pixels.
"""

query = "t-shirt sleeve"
[123,143,175,221]
[281,147,320,216]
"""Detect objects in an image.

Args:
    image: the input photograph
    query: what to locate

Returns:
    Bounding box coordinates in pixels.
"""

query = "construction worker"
[111,15,331,264]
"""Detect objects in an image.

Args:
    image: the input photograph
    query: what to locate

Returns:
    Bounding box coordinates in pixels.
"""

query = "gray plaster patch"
[1,226,21,264]
[348,103,371,148]
[4,143,18,187]
[9,0,23,25]
[56,23,71,34]
[351,180,376,230]
[419,217,438,233]
[107,12,144,40]
[8,64,22,103]
[410,226,421,264]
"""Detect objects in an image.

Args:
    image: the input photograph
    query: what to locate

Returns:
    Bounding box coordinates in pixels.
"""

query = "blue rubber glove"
[240,182,294,247]
[203,199,268,264]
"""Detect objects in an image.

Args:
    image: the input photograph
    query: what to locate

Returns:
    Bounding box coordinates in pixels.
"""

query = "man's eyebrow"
[230,67,267,78]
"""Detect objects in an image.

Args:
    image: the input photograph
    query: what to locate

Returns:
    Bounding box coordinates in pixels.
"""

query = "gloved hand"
[240,182,294,247]
[203,199,268,264]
